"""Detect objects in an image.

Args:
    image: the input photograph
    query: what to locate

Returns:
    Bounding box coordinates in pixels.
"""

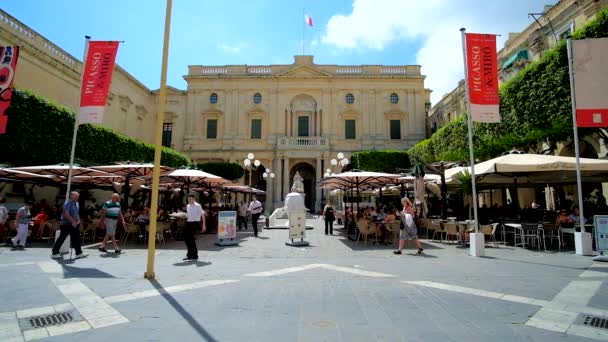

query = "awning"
[501,50,529,70]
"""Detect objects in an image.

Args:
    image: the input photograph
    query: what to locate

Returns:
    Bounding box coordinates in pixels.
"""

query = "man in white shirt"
[248,195,263,237]
[184,193,206,260]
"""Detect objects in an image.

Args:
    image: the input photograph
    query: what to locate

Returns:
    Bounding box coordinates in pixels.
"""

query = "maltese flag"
[304,14,313,27]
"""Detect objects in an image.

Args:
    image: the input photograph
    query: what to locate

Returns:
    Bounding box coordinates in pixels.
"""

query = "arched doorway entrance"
[290,162,315,210]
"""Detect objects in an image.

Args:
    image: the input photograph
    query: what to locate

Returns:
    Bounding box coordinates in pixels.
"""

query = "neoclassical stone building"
[0,9,431,211]
[168,55,431,210]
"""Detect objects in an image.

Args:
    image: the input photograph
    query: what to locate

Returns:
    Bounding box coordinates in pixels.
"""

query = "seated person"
[568,206,584,224]
[136,207,151,238]
[369,207,377,220]
[32,209,48,239]
[556,209,571,226]
[376,207,387,222]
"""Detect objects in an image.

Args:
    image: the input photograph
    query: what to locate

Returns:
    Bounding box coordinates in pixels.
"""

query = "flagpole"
[460,28,479,234]
[65,35,91,200]
[302,8,305,55]
[567,37,586,230]
[145,0,172,279]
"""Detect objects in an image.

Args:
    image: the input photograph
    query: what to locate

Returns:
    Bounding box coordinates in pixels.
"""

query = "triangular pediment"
[276,65,331,77]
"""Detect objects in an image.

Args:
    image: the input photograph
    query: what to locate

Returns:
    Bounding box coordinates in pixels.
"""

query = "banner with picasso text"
[465,33,500,123]
[79,41,119,124]
[0,46,20,134]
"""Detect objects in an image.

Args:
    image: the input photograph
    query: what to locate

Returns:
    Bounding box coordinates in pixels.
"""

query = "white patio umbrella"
[162,169,231,191]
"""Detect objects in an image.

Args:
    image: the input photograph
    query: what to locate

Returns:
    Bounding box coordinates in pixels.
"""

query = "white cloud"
[218,43,242,54]
[322,0,547,103]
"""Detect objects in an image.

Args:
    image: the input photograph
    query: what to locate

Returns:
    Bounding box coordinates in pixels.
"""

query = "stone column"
[315,157,322,212]
[407,89,415,135]
[283,157,290,199]
[273,158,282,203]
[415,90,424,132]
[266,158,274,212]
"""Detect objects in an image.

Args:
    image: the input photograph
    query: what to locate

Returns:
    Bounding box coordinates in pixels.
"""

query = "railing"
[336,67,362,74]
[247,66,272,74]
[201,67,228,75]
[380,67,407,75]
[0,11,78,67]
[277,136,329,148]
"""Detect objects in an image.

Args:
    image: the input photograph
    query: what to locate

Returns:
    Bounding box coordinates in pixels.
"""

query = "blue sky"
[3,0,549,103]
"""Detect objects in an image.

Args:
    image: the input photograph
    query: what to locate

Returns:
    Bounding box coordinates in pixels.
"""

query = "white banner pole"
[567,38,586,230]
[65,35,91,200]
[460,28,480,234]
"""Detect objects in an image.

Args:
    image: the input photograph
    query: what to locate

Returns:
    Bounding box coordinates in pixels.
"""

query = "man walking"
[248,195,263,237]
[12,200,33,249]
[184,193,206,260]
[237,201,247,231]
[98,193,126,254]
[51,192,87,259]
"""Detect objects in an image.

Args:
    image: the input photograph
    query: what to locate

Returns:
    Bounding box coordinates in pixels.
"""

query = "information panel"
[218,211,237,240]
[593,215,608,253]
[288,212,306,240]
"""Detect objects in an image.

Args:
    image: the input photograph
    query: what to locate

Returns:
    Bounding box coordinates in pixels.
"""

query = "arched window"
[209,93,218,104]
[253,93,262,104]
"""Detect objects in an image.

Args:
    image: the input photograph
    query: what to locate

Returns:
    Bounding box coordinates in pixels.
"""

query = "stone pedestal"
[469,233,485,257]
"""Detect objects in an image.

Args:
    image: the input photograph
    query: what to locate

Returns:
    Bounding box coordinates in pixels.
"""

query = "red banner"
[572,38,608,127]
[79,41,119,124]
[465,33,500,123]
[0,46,19,134]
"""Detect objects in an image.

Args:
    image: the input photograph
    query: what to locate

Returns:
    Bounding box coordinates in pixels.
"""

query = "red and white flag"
[0,46,19,134]
[572,37,608,127]
[304,14,313,27]
[465,33,500,123]
[79,41,120,125]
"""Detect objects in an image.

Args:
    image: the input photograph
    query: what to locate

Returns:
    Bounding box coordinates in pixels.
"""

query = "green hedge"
[351,150,411,173]
[0,89,190,167]
[409,8,608,164]
[195,162,244,181]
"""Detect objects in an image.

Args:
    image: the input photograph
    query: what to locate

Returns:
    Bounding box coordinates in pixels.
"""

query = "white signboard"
[289,212,306,240]
[594,215,608,253]
[218,211,237,240]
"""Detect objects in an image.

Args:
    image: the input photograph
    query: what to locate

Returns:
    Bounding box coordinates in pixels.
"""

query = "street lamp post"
[325,152,350,213]
[262,168,275,212]
[243,153,260,202]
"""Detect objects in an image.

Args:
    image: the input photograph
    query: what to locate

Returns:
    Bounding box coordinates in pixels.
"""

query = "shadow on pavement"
[172,260,212,267]
[61,264,116,279]
[148,278,219,342]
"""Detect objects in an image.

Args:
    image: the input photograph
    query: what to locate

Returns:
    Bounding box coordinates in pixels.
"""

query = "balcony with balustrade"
[276,136,329,150]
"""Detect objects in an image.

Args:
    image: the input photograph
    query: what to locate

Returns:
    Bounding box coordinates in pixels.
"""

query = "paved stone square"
[1,217,607,341]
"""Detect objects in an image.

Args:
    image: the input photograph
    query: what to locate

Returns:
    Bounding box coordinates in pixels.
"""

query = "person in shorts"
[394,197,423,255]
[98,193,126,254]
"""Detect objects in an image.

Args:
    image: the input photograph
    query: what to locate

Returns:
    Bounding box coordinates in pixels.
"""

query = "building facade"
[0,9,159,144]
[499,0,607,83]
[172,55,431,211]
[0,9,432,212]
[426,79,465,137]
[427,0,607,135]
